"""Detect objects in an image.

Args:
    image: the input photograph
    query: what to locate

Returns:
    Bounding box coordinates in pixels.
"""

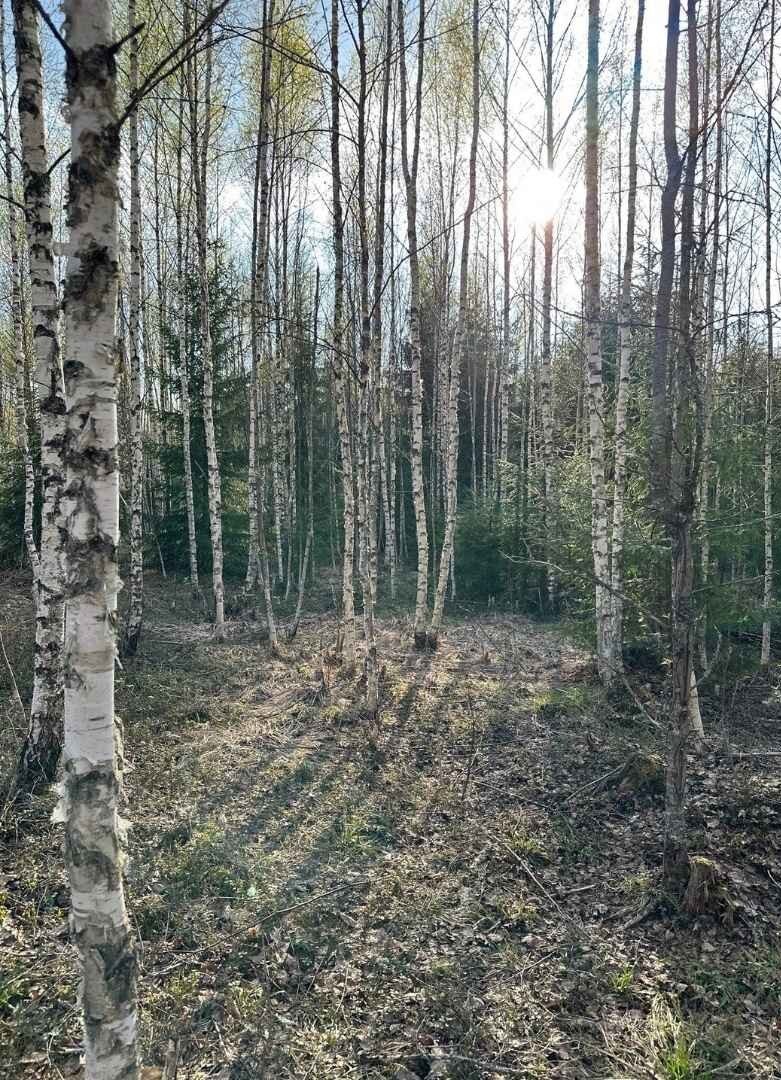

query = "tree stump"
[598,752,665,796]
[681,856,721,915]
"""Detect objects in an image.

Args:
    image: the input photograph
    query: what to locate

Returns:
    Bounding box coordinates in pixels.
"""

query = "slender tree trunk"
[188,3,225,639]
[1,7,36,577]
[652,0,703,882]
[761,0,776,666]
[176,85,200,598]
[610,0,644,668]
[330,0,356,664]
[290,268,318,640]
[398,0,430,648]
[355,0,379,716]
[698,0,722,669]
[498,0,511,504]
[122,0,144,656]
[584,0,613,685]
[59,0,138,1070]
[540,0,556,611]
[430,0,480,646]
[246,0,273,594]
[371,0,393,605]
[8,0,66,787]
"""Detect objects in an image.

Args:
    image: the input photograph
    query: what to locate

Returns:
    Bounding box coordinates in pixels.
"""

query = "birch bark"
[761,0,776,666]
[584,0,613,685]
[429,0,480,646]
[610,0,644,669]
[498,0,511,504]
[290,267,318,640]
[330,0,356,664]
[398,0,430,648]
[59,0,138,1070]
[176,85,200,597]
[356,0,378,715]
[8,0,66,786]
[187,3,225,639]
[540,0,556,611]
[122,0,144,656]
[0,6,36,577]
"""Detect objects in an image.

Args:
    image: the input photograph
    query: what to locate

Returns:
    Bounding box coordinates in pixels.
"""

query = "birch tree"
[58,0,138,1070]
[122,0,144,656]
[610,0,644,668]
[538,0,558,611]
[761,0,776,667]
[398,0,429,648]
[355,0,378,713]
[188,0,226,640]
[175,81,201,597]
[584,0,613,685]
[429,0,480,647]
[9,0,66,787]
[1,2,35,576]
[330,0,356,665]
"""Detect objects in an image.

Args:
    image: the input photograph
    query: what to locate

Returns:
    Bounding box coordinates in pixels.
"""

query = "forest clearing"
[2,0,781,1074]
[2,575,781,1079]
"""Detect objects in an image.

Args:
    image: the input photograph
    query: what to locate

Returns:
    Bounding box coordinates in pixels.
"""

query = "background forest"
[1,0,781,1076]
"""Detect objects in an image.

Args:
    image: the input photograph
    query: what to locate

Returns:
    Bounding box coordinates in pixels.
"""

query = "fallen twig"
[619,896,658,931]
[561,762,626,804]
[618,671,662,730]
[411,1051,527,1076]
[494,836,575,923]
[237,879,368,937]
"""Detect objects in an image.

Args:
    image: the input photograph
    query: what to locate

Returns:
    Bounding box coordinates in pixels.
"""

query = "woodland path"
[1,577,780,1078]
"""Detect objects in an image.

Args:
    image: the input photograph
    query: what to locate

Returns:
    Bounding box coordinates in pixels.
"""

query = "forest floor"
[1,572,781,1079]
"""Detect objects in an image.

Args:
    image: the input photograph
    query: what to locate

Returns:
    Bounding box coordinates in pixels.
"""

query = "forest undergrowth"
[1,573,780,1079]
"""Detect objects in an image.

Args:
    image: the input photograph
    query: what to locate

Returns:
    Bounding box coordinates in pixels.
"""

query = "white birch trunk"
[187,7,225,639]
[8,0,66,786]
[330,0,356,665]
[498,0,511,504]
[540,0,556,610]
[761,0,776,666]
[688,667,704,747]
[175,86,200,597]
[584,0,613,684]
[398,0,430,648]
[289,267,318,640]
[58,0,138,1070]
[122,0,143,656]
[610,0,644,670]
[1,0,36,576]
[430,0,479,646]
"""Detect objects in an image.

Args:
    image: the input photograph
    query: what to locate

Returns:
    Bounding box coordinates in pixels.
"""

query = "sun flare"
[507,166,565,232]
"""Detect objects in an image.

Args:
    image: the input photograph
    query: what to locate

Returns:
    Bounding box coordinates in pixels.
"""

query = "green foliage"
[453,500,508,603]
[647,998,703,1080]
[0,431,41,572]
[0,968,27,1018]
[148,253,249,580]
[0,445,27,569]
[610,964,635,994]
